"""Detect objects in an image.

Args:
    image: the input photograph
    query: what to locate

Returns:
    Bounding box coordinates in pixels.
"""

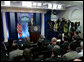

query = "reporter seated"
[77,41,83,58]
[62,43,78,61]
[47,37,60,51]
[21,48,33,61]
[9,44,23,61]
[31,39,47,59]
[45,45,62,61]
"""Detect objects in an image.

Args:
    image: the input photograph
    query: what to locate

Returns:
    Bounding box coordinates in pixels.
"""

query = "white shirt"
[77,49,83,58]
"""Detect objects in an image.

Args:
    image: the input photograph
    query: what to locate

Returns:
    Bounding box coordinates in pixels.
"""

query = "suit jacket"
[45,56,62,61]
[62,51,78,61]
[28,22,35,26]
[9,49,23,61]
[28,22,35,32]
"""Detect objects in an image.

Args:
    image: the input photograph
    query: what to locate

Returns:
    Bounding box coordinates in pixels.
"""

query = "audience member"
[45,45,62,61]
[31,39,47,59]
[9,44,23,61]
[77,41,83,58]
[58,34,62,42]
[47,37,60,51]
[73,31,80,41]
[64,19,68,34]
[21,48,32,61]
[3,18,83,61]
[60,37,69,55]
[70,22,75,33]
[71,36,80,50]
[7,38,14,53]
[23,37,30,48]
[67,32,72,43]
[46,37,60,58]
[39,35,45,40]
[62,43,78,61]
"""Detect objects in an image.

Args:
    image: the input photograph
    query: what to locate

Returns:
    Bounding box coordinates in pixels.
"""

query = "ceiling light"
[48,3,52,9]
[22,1,32,7]
[4,1,10,6]
[58,5,62,9]
[37,3,42,6]
[32,2,37,7]
[53,4,57,9]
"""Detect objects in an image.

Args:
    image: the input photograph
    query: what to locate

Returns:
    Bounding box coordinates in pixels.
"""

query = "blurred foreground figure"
[9,44,23,61]
[45,45,62,61]
[21,48,32,61]
[62,43,78,61]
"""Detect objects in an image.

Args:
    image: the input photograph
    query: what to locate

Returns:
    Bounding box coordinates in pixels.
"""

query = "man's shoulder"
[63,51,77,57]
[10,49,23,53]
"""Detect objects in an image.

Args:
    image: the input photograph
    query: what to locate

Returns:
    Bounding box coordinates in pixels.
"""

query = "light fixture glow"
[58,5,62,9]
[32,2,37,7]
[37,3,42,6]
[4,1,10,6]
[22,1,32,7]
[48,3,52,9]
[53,4,57,9]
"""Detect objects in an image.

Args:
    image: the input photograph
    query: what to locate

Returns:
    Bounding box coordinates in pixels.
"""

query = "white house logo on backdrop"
[20,13,33,22]
[21,16,30,22]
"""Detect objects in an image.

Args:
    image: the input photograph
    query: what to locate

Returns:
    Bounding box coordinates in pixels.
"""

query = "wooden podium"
[30,26,40,43]
[31,33,40,43]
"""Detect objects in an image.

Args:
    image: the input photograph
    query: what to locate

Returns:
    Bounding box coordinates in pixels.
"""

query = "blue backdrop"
[2,11,59,41]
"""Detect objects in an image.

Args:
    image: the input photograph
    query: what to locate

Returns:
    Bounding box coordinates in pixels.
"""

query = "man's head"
[68,43,76,51]
[72,36,77,41]
[31,18,33,23]
[52,45,61,56]
[51,37,57,45]
[64,36,67,42]
[68,32,71,36]
[12,44,18,50]
[37,39,44,47]
[23,48,32,60]
[39,35,45,40]
[74,31,79,36]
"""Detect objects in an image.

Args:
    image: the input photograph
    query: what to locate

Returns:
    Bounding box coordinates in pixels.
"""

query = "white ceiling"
[46,1,83,7]
[73,1,83,3]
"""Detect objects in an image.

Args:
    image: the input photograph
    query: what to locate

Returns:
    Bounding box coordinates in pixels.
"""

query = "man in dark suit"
[31,39,47,60]
[28,18,35,41]
[67,32,72,43]
[60,36,69,55]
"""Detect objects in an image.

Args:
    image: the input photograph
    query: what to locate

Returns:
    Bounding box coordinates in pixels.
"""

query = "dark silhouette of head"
[52,45,61,56]
[23,48,32,61]
[37,39,43,47]
[68,43,76,51]
[8,38,13,47]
